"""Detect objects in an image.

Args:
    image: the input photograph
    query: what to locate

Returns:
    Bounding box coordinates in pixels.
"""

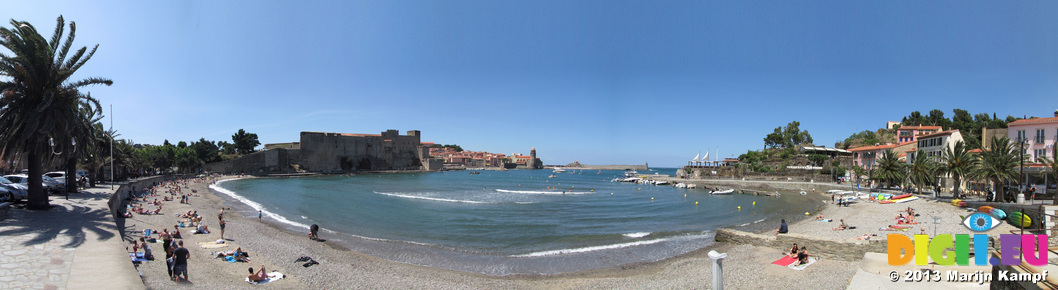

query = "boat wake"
[512,238,670,257]
[373,191,536,204]
[494,189,593,195]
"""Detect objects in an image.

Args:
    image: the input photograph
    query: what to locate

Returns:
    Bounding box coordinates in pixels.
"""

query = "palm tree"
[908,150,937,195]
[976,136,1022,202]
[0,16,112,209]
[1037,145,1058,197]
[872,149,905,188]
[940,140,979,197]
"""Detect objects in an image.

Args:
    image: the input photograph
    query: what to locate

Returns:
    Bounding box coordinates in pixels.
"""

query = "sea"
[210,168,819,275]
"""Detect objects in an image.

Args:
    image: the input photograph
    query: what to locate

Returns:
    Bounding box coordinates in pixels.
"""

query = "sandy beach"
[118,176,999,289]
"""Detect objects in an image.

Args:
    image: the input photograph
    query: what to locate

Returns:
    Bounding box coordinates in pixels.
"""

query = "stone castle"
[204,130,541,174]
[205,130,443,174]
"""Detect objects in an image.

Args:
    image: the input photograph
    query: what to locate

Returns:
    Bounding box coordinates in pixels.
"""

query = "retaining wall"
[106,176,168,219]
[714,228,888,261]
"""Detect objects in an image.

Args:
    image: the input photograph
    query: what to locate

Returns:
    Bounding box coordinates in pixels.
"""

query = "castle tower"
[530,147,540,169]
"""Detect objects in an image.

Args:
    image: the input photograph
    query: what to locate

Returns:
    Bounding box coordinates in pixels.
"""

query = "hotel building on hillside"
[895,125,942,143]
[907,130,965,192]
[1007,112,1058,162]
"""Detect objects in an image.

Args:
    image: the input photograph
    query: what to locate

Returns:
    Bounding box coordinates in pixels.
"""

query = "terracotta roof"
[897,126,942,130]
[1009,116,1058,126]
[897,153,907,158]
[907,148,917,152]
[917,129,960,139]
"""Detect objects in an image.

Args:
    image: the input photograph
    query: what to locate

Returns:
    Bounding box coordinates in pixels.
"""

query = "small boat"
[654,180,670,186]
[469,171,481,175]
[624,170,639,178]
[548,174,557,178]
[553,168,566,173]
[799,191,807,196]
[674,183,687,188]
[710,189,735,195]
[597,171,602,174]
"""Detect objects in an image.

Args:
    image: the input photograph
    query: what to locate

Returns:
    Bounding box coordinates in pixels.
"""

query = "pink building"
[1007,111,1058,162]
[848,141,917,170]
[896,125,942,143]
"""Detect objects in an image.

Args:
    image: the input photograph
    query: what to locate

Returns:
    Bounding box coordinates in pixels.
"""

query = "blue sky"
[6,1,1058,167]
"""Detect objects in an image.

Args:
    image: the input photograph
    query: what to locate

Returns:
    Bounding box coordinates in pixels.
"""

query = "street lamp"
[48,137,76,200]
[1018,137,1028,204]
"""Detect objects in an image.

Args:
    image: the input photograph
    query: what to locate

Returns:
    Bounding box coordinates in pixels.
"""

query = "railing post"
[708,250,727,290]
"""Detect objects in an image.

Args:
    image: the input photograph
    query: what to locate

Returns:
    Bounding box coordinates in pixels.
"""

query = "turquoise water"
[212,168,815,275]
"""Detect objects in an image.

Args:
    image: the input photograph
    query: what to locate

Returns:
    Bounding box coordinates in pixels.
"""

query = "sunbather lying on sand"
[832,219,847,231]
[248,265,269,282]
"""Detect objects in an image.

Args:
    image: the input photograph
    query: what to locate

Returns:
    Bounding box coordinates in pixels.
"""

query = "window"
[1037,149,1048,159]
[1017,130,1026,143]
[1036,129,1046,144]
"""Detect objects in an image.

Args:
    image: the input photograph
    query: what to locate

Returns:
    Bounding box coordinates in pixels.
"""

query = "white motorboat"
[710,188,735,195]
[553,168,566,173]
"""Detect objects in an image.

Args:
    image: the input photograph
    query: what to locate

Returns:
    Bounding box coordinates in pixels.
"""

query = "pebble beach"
[119,176,1003,289]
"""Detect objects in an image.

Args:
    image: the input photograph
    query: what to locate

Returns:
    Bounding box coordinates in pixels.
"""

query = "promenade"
[0,185,143,290]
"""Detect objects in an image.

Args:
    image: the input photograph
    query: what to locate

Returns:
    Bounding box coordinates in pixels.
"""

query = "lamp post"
[49,137,76,200]
[1018,138,1027,204]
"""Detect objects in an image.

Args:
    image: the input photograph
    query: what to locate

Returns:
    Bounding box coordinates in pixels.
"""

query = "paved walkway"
[0,185,143,290]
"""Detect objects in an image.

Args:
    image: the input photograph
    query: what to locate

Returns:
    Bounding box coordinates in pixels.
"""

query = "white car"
[3,175,62,194]
[44,171,67,184]
[0,176,29,201]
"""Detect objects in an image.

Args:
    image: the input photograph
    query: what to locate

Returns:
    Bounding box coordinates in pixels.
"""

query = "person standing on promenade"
[173,241,190,283]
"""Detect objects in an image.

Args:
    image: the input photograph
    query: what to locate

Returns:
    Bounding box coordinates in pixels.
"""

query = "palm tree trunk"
[26,150,47,209]
[953,175,961,198]
[65,158,77,193]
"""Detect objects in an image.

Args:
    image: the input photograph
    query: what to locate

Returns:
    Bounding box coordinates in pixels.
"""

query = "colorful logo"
[887,211,1047,266]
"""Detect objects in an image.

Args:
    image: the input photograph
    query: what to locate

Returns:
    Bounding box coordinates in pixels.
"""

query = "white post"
[708,250,727,290]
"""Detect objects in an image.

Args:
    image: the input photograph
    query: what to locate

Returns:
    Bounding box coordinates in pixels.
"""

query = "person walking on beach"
[258,210,262,222]
[173,241,190,283]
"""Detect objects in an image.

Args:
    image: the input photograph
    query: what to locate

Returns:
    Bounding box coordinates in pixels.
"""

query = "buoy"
[684,194,687,197]
[638,188,641,191]
[805,212,810,215]
[752,201,756,206]
[738,206,741,210]
[591,189,594,192]
[695,201,699,205]
[611,193,614,196]
[651,197,654,201]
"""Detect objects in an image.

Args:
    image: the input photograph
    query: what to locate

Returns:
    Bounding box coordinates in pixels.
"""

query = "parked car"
[0,176,29,201]
[3,175,62,195]
[44,171,67,184]
[42,175,66,192]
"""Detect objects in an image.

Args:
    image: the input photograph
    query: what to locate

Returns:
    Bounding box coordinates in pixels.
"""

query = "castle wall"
[298,130,424,172]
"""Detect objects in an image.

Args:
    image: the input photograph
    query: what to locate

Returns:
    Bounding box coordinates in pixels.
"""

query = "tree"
[218,141,237,155]
[872,150,905,188]
[0,16,112,209]
[232,129,260,155]
[940,140,978,197]
[976,136,1022,201]
[908,149,937,195]
[764,127,784,149]
[189,138,220,164]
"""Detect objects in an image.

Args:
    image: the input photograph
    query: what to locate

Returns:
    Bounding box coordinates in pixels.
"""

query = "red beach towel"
[772,256,797,266]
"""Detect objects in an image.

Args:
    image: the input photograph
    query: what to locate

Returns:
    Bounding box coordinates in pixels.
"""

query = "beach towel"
[816,219,832,222]
[879,227,908,231]
[246,272,285,285]
[198,241,229,249]
[787,257,817,271]
[772,256,797,266]
[129,253,149,263]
